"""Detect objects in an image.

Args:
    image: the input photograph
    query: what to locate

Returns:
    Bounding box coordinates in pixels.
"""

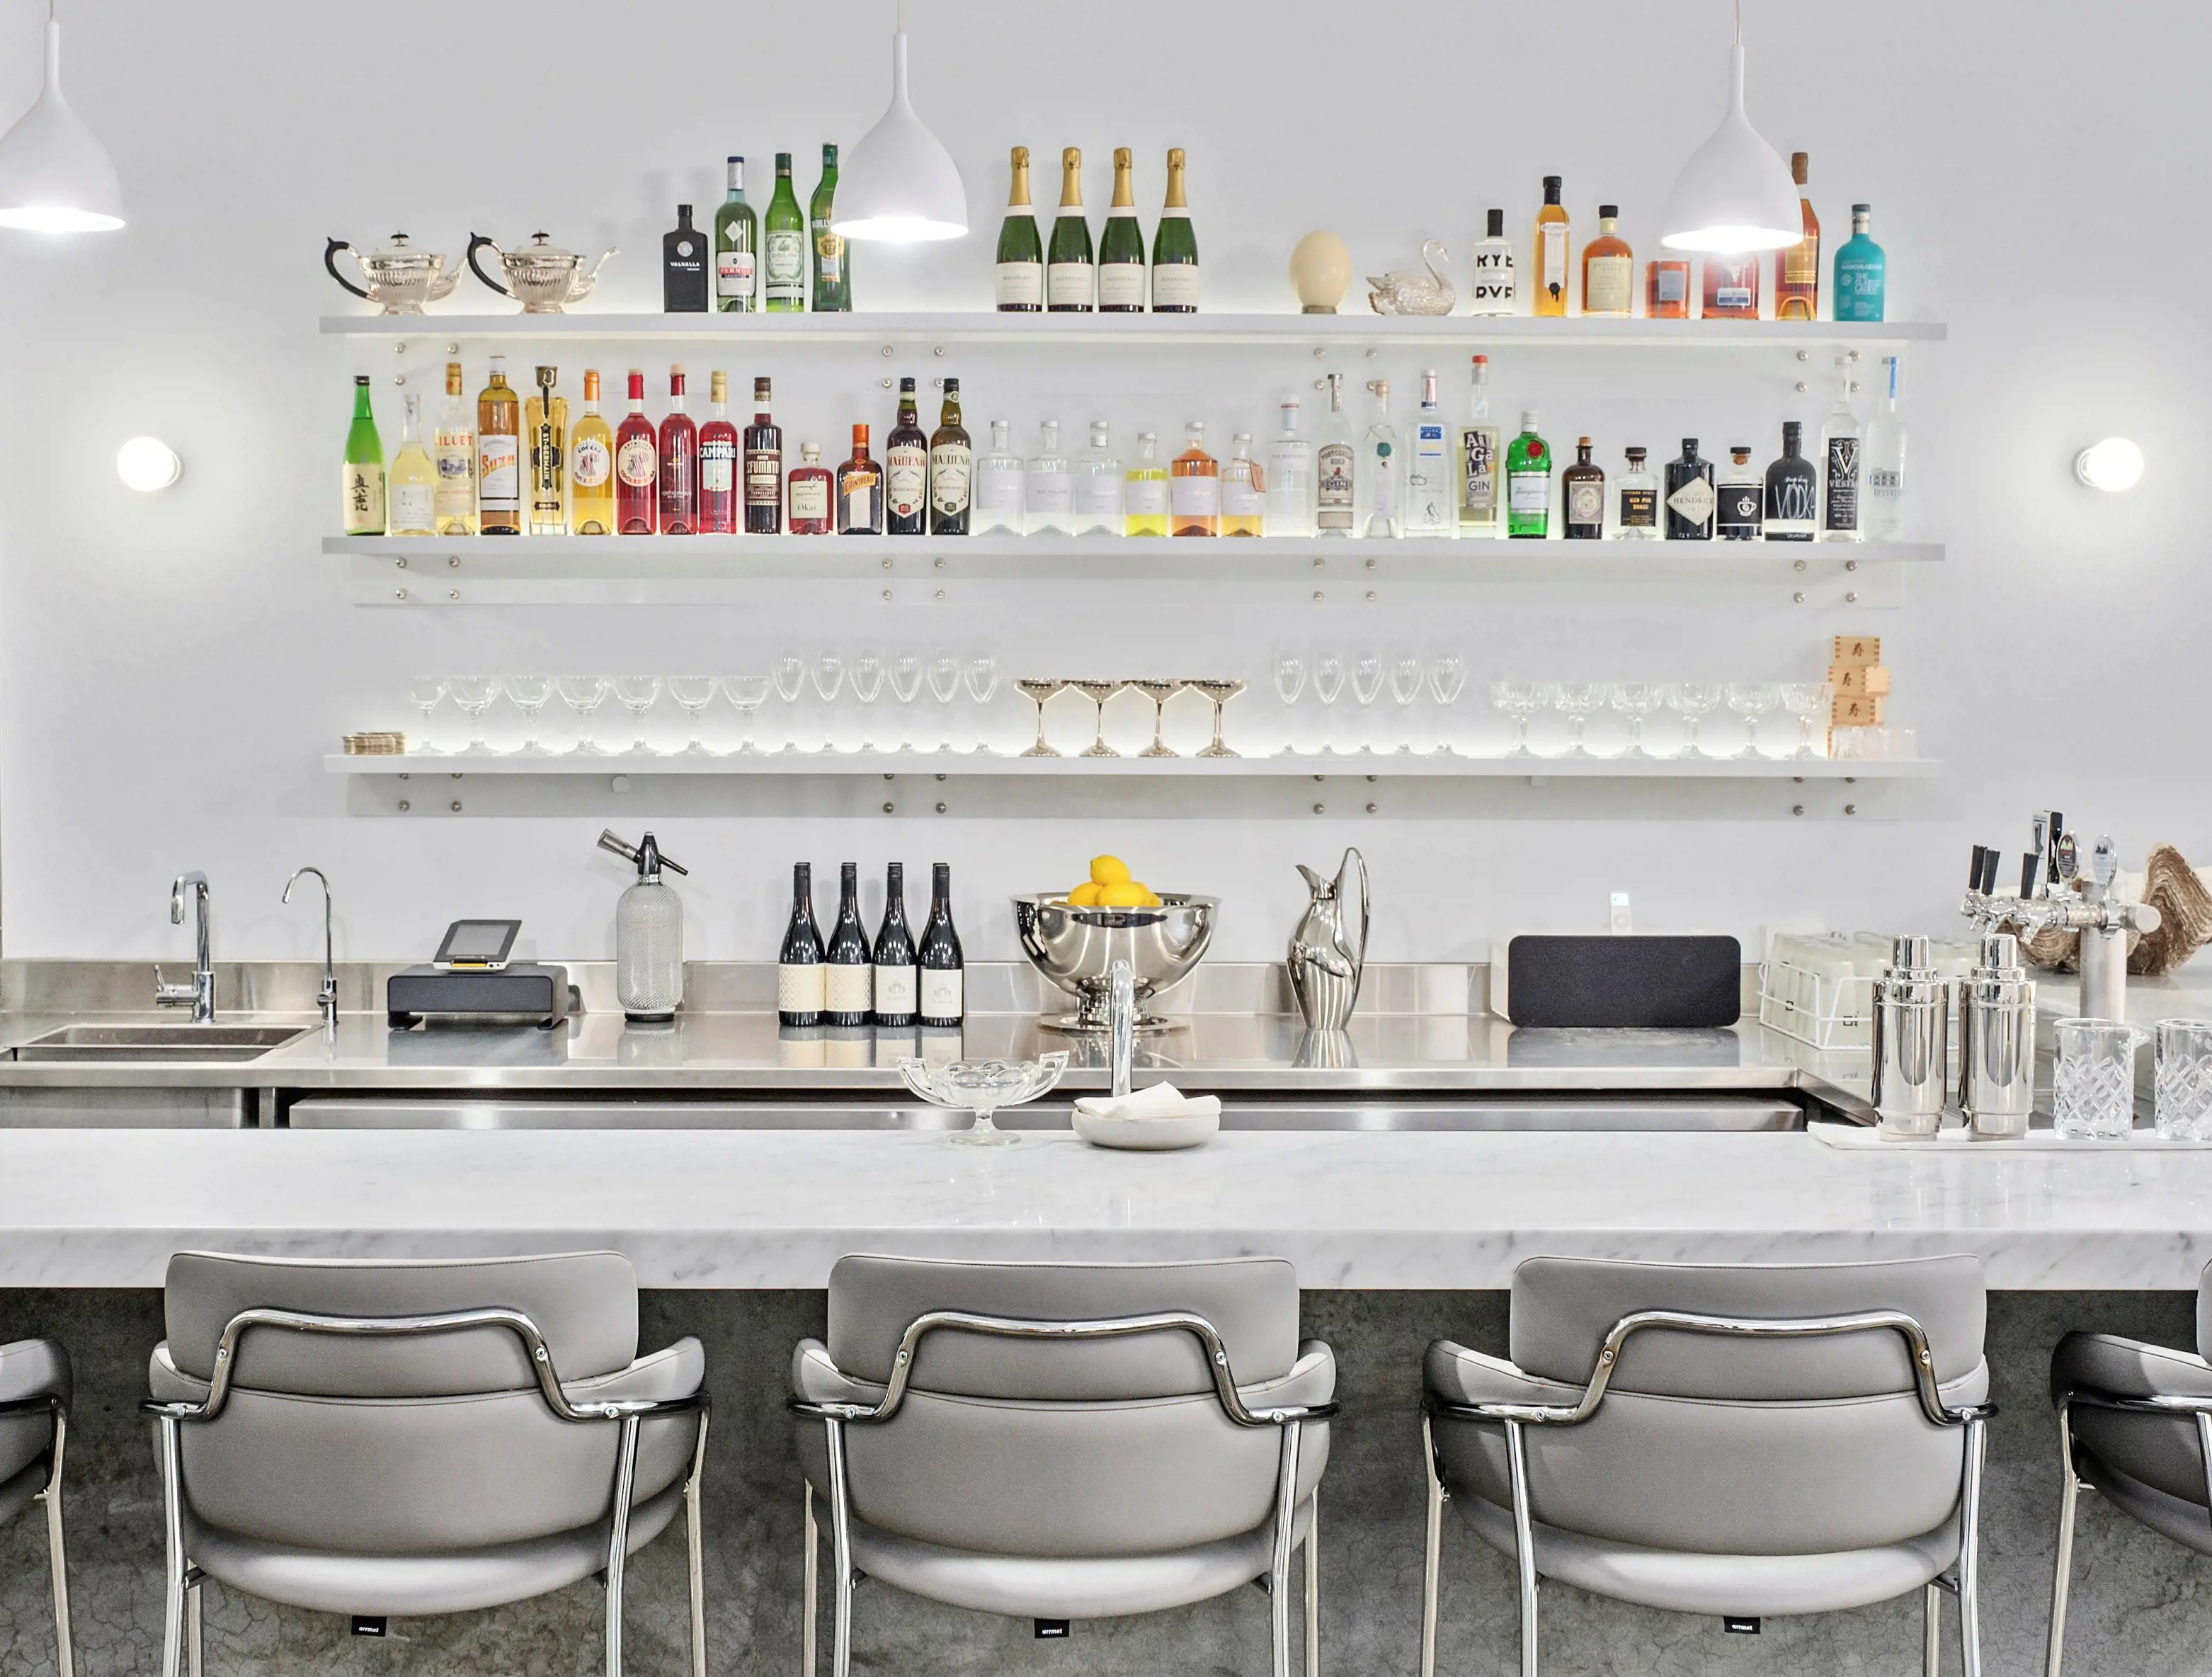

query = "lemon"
[1089,854,1132,887]
[1067,881,1104,906]
[1097,881,1150,908]
[1133,885,1163,907]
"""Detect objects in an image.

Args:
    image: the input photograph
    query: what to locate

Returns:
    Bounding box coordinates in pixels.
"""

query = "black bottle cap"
[1542,175,1562,201]
[1599,203,1619,218]
[1783,420,1803,440]
[1681,438,1698,451]
[899,375,916,391]
[1852,202,1871,214]
[1626,446,1646,460]
[1486,208,1504,237]
[943,377,959,392]
[676,203,693,221]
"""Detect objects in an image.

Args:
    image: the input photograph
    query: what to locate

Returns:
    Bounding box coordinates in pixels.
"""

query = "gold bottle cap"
[1062,146,1081,169]
[709,370,727,402]
[1011,144,1028,166]
[1114,146,1131,169]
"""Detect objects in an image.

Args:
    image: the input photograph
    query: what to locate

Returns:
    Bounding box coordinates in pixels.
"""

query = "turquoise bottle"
[1833,203,1886,322]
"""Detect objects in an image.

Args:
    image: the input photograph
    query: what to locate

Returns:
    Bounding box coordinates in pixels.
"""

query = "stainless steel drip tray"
[284,1093,1806,1132]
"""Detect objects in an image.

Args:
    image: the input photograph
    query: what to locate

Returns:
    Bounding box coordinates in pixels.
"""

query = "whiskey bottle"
[1763,421,1818,540]
[1047,147,1094,312]
[1456,356,1500,538]
[787,442,832,535]
[656,365,696,535]
[1775,152,1820,320]
[810,143,849,312]
[387,393,435,537]
[1701,254,1760,320]
[763,154,807,311]
[1469,210,1515,316]
[475,357,521,535]
[824,863,874,1027]
[1405,369,1451,535]
[662,205,709,312]
[570,370,615,535]
[838,423,883,534]
[1717,445,1762,540]
[713,157,757,312]
[1265,399,1314,538]
[1645,258,1690,319]
[526,365,568,535]
[1124,432,1169,536]
[995,146,1044,310]
[916,863,965,1029]
[973,417,1025,536]
[744,376,782,535]
[1150,147,1198,312]
[614,370,657,535]
[777,863,826,1028]
[871,863,918,1028]
[1314,374,1356,537]
[885,377,928,535]
[1219,433,1263,536]
[1663,439,1715,540]
[433,361,477,535]
[697,370,739,534]
[1533,176,1570,317]
[1170,420,1219,536]
[1820,359,1863,542]
[1580,205,1633,317]
[1864,356,1908,540]
[1025,420,1073,535]
[1561,437,1604,538]
[1073,421,1123,535]
[928,377,972,535]
[1615,447,1658,539]
[1504,411,1550,538]
[1359,382,1401,539]
[1097,147,1146,312]
[1834,205,1886,322]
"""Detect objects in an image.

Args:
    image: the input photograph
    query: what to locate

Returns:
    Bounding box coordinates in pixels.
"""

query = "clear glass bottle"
[1864,355,1908,540]
[1821,358,1864,542]
[1025,419,1073,535]
[1404,369,1452,535]
[1663,438,1715,540]
[1264,399,1313,538]
[433,361,476,535]
[607,831,685,1023]
[1580,205,1633,317]
[1469,208,1515,316]
[1456,356,1501,538]
[1073,421,1122,535]
[1358,380,1401,538]
[1170,421,1219,536]
[973,417,1025,536]
[1315,373,1356,537]
[1834,204,1886,322]
[387,394,436,536]
[1614,447,1658,539]
[1561,437,1604,538]
[1532,175,1570,317]
[1717,445,1762,540]
[1763,421,1818,540]
[1505,410,1550,539]
[1124,432,1168,536]
[1219,433,1264,536]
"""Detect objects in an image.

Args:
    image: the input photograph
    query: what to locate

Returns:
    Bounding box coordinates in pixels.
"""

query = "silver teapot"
[467,231,617,314]
[324,232,460,314]
[1287,848,1369,1030]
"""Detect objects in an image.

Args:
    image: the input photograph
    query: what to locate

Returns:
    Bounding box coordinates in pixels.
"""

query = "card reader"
[389,921,571,1029]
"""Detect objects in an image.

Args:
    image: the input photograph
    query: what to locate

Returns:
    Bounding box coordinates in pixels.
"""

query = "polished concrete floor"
[0,1288,2200,1676]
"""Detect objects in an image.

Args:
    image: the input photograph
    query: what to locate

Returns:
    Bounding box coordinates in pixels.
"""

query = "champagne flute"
[850,654,886,750]
[406,676,447,754]
[889,654,923,749]
[772,653,806,752]
[811,653,845,753]
[505,675,552,754]
[720,675,770,755]
[1073,679,1125,757]
[1017,678,1066,757]
[1273,654,1308,757]
[1389,652,1423,754]
[1428,655,1467,755]
[1351,652,1384,754]
[557,675,610,755]
[1313,656,1346,754]
[1134,678,1184,758]
[612,674,663,755]
[927,653,961,751]
[964,656,1000,754]
[668,675,718,754]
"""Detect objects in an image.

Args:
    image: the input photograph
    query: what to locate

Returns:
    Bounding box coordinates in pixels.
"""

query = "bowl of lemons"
[1013,855,1218,1033]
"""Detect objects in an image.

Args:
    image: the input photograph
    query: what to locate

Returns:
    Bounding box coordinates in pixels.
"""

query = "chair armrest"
[0,1337,69,1409]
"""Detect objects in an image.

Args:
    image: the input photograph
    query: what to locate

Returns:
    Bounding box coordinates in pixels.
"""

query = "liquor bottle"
[475,357,521,535]
[525,365,568,535]
[571,370,615,535]
[1098,147,1146,312]
[1775,152,1820,320]
[787,442,833,535]
[1151,146,1198,312]
[1580,205,1633,317]
[1701,254,1760,320]
[995,146,1044,310]
[697,370,739,534]
[1025,419,1073,535]
[1456,356,1501,538]
[1646,258,1690,319]
[1663,438,1716,539]
[1264,399,1314,538]
[928,378,972,535]
[663,205,709,312]
[1820,358,1863,542]
[1505,411,1550,538]
[777,863,826,1028]
[1763,421,1818,540]
[1864,355,1908,540]
[916,863,964,1028]
[656,365,697,535]
[615,370,657,535]
[1124,433,1169,536]
[822,862,872,1026]
[1561,437,1604,538]
[1834,204,1886,322]
[1047,147,1094,312]
[744,376,782,535]
[1220,433,1264,536]
[1469,209,1515,316]
[433,361,477,535]
[871,862,918,1028]
[387,393,435,536]
[1615,447,1658,539]
[973,418,1025,535]
[1358,381,1401,539]
[1315,373,1356,537]
[1717,445,1762,540]
[713,157,757,312]
[1533,176,1570,316]
[1073,421,1123,535]
[1170,420,1219,536]
[1404,370,1451,535]
[810,143,849,312]
[763,153,807,311]
[885,377,928,535]
[838,423,883,534]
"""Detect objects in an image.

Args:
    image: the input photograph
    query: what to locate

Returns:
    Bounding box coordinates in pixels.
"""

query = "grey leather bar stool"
[2046,1258,2212,1676]
[789,1254,1336,1677]
[0,1337,75,1676]
[1423,1255,1992,1677]
[142,1251,707,1677]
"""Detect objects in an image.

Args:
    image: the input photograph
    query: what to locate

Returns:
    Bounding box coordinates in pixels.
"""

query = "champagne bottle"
[825,861,873,1027]
[994,145,1044,311]
[885,377,928,535]
[872,862,918,1027]
[474,356,520,535]
[778,863,826,1028]
[810,143,849,312]
[1097,147,1146,312]
[1047,147,1093,312]
[928,377,971,535]
[342,375,384,535]
[1149,147,1198,312]
[763,152,807,312]
[917,863,964,1028]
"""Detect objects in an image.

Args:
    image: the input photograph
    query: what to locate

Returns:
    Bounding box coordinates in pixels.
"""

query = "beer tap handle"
[1978,848,2002,895]
[2019,852,2041,899]
[1969,845,1991,890]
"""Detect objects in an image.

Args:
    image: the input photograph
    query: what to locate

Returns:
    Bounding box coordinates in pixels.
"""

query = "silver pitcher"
[1287,848,1369,1030]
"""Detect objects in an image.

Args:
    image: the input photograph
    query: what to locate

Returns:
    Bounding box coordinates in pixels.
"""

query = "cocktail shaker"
[1958,932,2036,1137]
[1872,933,1949,1137]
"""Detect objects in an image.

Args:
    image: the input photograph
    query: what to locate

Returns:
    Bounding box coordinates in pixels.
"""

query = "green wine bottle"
[1096,147,1146,312]
[763,152,807,312]
[994,145,1043,311]
[1149,147,1198,312]
[810,142,849,312]
[712,155,757,313]
[1046,146,1093,312]
[342,374,384,535]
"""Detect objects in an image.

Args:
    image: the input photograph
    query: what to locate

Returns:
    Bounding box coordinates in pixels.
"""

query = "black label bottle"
[918,863,964,1028]
[886,378,928,535]
[778,863,825,1027]
[1663,438,1715,540]
[662,205,709,312]
[872,863,918,1026]
[928,377,971,535]
[743,377,782,535]
[1561,438,1605,538]
[824,862,873,1027]
[1764,421,1818,540]
[1717,446,1763,540]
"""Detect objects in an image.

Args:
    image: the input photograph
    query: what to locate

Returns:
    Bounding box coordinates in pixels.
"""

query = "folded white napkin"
[1073,1081,1223,1122]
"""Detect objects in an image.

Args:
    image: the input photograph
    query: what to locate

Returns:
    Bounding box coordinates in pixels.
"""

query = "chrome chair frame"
[0,1390,75,1677]
[790,1307,1338,1677]
[141,1304,709,1677]
[1420,1306,1995,1677]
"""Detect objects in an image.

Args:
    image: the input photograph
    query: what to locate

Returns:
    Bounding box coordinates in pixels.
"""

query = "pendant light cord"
[1735,0,1743,45]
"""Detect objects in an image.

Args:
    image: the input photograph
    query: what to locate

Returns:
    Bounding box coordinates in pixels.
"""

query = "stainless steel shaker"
[1958,932,2036,1138]
[1872,934,1950,1137]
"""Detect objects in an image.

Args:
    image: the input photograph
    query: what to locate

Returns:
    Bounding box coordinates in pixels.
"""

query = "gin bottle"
[1469,208,1515,316]
[1663,438,1715,540]
[1504,411,1550,539]
[1717,445,1762,540]
[1864,355,1908,539]
[1561,437,1604,539]
[1403,370,1452,535]
[1072,421,1123,535]
[1615,447,1658,540]
[1315,373,1356,537]
[1025,419,1073,535]
[1219,433,1264,536]
[1124,432,1169,536]
[1820,360,1864,542]
[1763,421,1818,540]
[1264,399,1314,538]
[1456,356,1501,538]
[1170,420,1219,536]
[972,418,1025,536]
[1358,380,1401,539]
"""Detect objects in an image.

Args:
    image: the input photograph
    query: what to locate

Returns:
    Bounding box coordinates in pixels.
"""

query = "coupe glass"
[612,674,663,754]
[406,676,446,754]
[668,676,719,754]
[898,1051,1069,1148]
[1073,679,1126,757]
[1609,683,1660,758]
[720,675,770,755]
[1134,678,1185,758]
[505,675,553,754]
[557,675,610,755]
[850,654,886,750]
[1488,680,1551,758]
[889,654,923,749]
[1779,681,1833,759]
[1552,683,1602,758]
[1193,678,1246,758]
[447,675,498,755]
[1666,682,1724,759]
[1724,682,1779,759]
[964,656,1001,754]
[1017,678,1067,757]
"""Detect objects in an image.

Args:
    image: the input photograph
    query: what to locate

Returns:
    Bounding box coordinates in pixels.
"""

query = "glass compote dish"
[1488,680,1552,758]
[898,1050,1069,1147]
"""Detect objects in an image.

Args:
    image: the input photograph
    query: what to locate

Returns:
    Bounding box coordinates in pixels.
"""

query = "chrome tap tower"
[1960,812,2162,1023]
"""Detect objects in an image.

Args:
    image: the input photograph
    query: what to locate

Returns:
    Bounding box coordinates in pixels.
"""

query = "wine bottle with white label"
[824,863,874,1027]
[1150,147,1197,312]
[778,863,826,1028]
[917,863,964,1028]
[872,863,918,1027]
[1047,147,1094,312]
[1097,147,1146,312]
[995,146,1043,311]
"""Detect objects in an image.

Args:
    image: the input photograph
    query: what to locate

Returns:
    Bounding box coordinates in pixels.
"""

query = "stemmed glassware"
[1273,655,1307,758]
[447,676,498,755]
[612,674,662,755]
[1488,680,1551,758]
[889,654,923,749]
[1193,678,1245,758]
[668,676,718,754]
[1725,682,1779,759]
[720,675,769,754]
[1609,683,1660,759]
[1017,678,1066,757]
[927,653,962,751]
[506,675,554,754]
[772,654,806,752]
[1552,683,1602,758]
[964,656,1000,754]
[850,654,886,749]
[407,677,446,754]
[1779,681,1832,759]
[811,653,845,753]
[1350,652,1384,753]
[1134,678,1184,758]
[557,675,610,755]
[897,1050,1069,1148]
[1666,682,1723,759]
[1313,656,1346,754]
[1428,655,1466,755]
[1389,653,1423,753]
[1073,679,1125,757]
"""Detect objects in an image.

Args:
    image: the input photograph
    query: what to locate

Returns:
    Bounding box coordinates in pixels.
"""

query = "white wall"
[0,0,2202,968]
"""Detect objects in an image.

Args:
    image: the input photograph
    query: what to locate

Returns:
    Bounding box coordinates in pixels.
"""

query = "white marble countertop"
[4,1124,2209,1291]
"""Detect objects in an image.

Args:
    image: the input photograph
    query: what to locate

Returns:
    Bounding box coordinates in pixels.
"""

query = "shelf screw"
[1845,775,1857,784]
[1794,381,1808,394]
[395,556,409,569]
[450,800,462,812]
[1311,556,1325,569]
[446,342,459,355]
[935,773,947,782]
[611,775,631,792]
[879,377,893,389]
[1791,803,1805,817]
[881,589,893,602]
[1846,348,1862,363]
[394,341,407,356]
[1366,775,1378,783]
[398,773,409,781]
[1313,775,1324,783]
[933,556,946,569]
[1366,802,1378,814]
[933,345,946,358]
[880,557,893,570]
[883,773,894,781]
[1792,591,1806,604]
[1313,590,1324,603]
[1796,350,1810,363]
[883,802,895,814]
[1845,558,1858,572]
[1365,348,1379,360]
[392,374,406,387]
[1312,347,1326,359]
[1844,802,1858,815]
[398,799,411,812]
[448,589,460,601]
[1364,557,1376,571]
[935,801,947,814]
[1364,590,1376,602]
[1845,591,1859,603]
[450,772,462,779]
[1793,558,1807,572]
[447,554,460,568]
[934,588,946,601]
[1313,802,1326,814]
[395,589,409,601]
[880,345,894,358]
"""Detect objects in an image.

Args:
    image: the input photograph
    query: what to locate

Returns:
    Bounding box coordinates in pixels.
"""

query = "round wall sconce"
[116,436,181,491]
[2074,438,2144,492]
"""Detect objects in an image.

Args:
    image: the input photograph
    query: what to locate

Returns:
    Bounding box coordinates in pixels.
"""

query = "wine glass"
[1017,678,1066,757]
[1073,679,1125,757]
[772,652,806,753]
[1488,680,1552,758]
[1609,683,1660,759]
[612,674,662,754]
[1350,652,1384,753]
[1666,682,1724,759]
[447,675,498,755]
[964,656,1000,754]
[1779,681,1833,758]
[927,653,962,751]
[720,675,770,754]
[1389,652,1423,754]
[505,675,554,754]
[850,654,886,750]
[1193,678,1246,758]
[406,676,446,754]
[897,1051,1069,1148]
[1272,654,1308,757]
[557,675,610,755]
[812,651,844,703]
[1428,655,1467,755]
[1553,683,1602,758]
[887,654,922,751]
[669,675,719,754]
[1134,678,1185,758]
[1725,682,1779,759]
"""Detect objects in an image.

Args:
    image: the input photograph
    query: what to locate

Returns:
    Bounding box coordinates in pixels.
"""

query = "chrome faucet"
[283,867,337,1035]
[1107,958,1135,1098]
[155,871,215,1023]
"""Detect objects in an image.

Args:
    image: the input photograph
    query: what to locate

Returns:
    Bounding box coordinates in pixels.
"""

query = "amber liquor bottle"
[1561,438,1605,538]
[886,378,928,535]
[838,423,882,534]
[1775,152,1821,321]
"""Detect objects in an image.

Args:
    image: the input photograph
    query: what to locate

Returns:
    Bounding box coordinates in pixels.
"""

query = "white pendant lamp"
[0,2,123,233]
[831,0,966,244]
[1659,0,1799,255]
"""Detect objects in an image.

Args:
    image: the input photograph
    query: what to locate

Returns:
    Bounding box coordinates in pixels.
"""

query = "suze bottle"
[823,862,874,1028]
[1315,373,1356,537]
[1265,399,1314,538]
[1404,370,1452,535]
[1820,358,1864,542]
[743,376,782,535]
[972,418,1025,536]
[614,368,656,535]
[1150,147,1198,312]
[1359,380,1401,538]
[1717,445,1762,540]
[762,153,807,311]
[474,357,520,535]
[1561,437,1604,539]
[1864,355,1908,539]
[1763,421,1818,540]
[916,863,965,1028]
[994,145,1043,311]
[570,369,615,535]
[1663,438,1716,540]
[777,863,826,1028]
[697,370,739,533]
[871,862,918,1027]
[656,365,697,535]
[1456,356,1500,537]
[1504,411,1551,538]
[1833,204,1886,322]
[713,156,757,312]
[1097,147,1146,312]
[1469,209,1515,316]
[885,377,928,535]
[1047,147,1094,312]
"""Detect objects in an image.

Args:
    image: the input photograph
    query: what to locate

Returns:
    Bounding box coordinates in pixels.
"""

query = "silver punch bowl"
[1011,893,1219,1033]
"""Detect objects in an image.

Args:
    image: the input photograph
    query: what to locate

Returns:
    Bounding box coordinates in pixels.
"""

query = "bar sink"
[6,1024,310,1063]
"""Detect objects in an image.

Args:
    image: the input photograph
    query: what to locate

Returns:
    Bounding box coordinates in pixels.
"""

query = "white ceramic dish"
[1071,1088,1221,1150]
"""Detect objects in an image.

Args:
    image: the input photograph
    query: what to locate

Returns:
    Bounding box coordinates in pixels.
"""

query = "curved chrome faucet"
[155,872,215,1023]
[1108,959,1135,1098]
[283,867,337,1035]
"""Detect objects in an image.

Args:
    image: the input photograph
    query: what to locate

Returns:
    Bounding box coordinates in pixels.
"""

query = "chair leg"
[803,1484,819,1677]
[1956,1417,1987,1677]
[2047,1402,2082,1677]
[1303,1492,1319,1677]
[685,1410,710,1677]
[1504,1419,1540,1677]
[39,1404,74,1677]
[1419,1414,1444,1677]
[1923,1581,1941,1677]
[158,1415,189,1677]
[186,1577,204,1677]
[1268,1421,1304,1677]
[603,1411,642,1677]
[823,1418,857,1677]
